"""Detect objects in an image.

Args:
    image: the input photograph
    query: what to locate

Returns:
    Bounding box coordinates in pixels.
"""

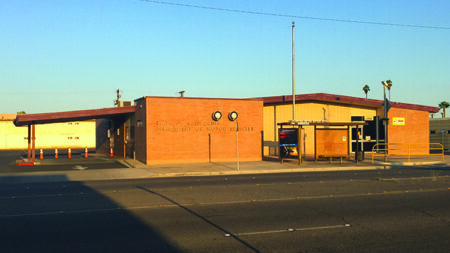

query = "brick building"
[13,93,438,165]
[97,97,263,165]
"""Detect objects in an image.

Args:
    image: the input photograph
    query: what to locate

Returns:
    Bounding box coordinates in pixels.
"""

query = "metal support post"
[236,122,240,171]
[292,21,296,122]
[27,125,31,159]
[384,86,387,162]
[31,125,35,163]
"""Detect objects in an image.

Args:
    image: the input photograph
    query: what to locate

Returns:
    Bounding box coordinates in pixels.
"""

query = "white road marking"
[73,165,88,170]
[232,224,351,236]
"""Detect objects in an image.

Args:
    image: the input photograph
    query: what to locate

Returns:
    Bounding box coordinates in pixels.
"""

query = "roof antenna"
[114,89,122,107]
[178,90,185,98]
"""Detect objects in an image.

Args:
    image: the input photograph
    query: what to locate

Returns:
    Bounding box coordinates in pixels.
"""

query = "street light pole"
[292,21,296,122]
[381,81,388,162]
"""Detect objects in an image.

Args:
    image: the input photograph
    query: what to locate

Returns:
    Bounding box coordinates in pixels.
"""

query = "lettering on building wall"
[154,121,254,133]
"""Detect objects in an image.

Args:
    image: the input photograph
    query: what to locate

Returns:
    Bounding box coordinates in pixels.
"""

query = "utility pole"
[115,89,121,107]
[381,81,388,162]
[292,21,296,122]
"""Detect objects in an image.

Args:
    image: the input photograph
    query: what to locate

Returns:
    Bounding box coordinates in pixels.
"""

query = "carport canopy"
[14,106,135,164]
[14,106,135,126]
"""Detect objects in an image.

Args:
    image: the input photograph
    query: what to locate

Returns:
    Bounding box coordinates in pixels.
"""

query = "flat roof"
[14,106,135,126]
[0,114,17,121]
[260,93,440,113]
[134,96,263,102]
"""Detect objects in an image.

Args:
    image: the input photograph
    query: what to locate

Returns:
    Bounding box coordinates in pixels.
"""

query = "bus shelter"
[277,121,367,164]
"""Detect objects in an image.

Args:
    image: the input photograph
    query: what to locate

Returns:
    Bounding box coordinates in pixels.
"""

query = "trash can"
[356,151,365,161]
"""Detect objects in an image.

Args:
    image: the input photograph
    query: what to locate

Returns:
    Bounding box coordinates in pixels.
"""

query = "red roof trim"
[14,106,136,126]
[135,96,263,102]
[259,93,439,113]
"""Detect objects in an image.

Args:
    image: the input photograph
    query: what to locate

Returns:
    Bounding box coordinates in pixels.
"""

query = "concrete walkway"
[122,154,448,177]
[1,155,448,185]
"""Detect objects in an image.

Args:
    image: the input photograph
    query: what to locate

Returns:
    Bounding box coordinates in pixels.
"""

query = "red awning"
[14,106,135,126]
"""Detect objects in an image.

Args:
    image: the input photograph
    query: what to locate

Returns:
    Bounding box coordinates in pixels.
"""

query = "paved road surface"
[1,170,449,252]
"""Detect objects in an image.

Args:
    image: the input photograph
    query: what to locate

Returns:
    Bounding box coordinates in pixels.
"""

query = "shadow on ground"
[0,180,182,252]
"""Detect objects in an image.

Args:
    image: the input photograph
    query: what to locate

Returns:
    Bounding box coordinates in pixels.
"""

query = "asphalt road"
[1,170,449,252]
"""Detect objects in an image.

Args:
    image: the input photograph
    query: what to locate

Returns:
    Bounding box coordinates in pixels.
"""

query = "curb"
[0,166,384,185]
[1,160,448,185]
[118,166,384,179]
[374,161,448,167]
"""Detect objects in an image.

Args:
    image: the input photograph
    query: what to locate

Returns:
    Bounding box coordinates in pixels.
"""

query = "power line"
[140,0,450,30]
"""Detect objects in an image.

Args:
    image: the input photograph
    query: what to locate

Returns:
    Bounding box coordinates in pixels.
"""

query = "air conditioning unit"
[119,101,132,107]
[351,116,365,122]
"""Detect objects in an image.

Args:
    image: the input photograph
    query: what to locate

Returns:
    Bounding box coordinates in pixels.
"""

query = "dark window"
[430,130,436,134]
[351,116,365,122]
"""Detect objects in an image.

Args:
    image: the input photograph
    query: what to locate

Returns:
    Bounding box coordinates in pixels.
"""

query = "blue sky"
[1,0,449,113]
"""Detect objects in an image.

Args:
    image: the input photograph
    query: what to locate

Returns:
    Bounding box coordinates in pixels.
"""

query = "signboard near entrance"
[279,128,299,158]
[392,117,406,126]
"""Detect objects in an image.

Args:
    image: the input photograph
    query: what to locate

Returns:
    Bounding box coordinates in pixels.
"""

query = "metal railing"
[371,143,444,163]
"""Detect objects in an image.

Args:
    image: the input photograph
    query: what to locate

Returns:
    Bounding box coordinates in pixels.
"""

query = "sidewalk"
[1,155,448,185]
[123,154,448,177]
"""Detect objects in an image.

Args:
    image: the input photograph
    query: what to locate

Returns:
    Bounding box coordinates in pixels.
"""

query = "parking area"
[0,150,127,174]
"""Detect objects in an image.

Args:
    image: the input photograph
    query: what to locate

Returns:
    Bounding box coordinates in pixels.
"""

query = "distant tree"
[439,101,449,118]
[362,85,370,99]
[17,111,26,114]
[386,80,392,100]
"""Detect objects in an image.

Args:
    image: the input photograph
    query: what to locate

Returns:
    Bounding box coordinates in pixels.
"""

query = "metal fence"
[371,143,444,163]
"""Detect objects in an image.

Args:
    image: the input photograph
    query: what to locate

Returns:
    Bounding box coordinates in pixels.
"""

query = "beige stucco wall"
[429,118,450,150]
[263,102,377,158]
[0,119,96,150]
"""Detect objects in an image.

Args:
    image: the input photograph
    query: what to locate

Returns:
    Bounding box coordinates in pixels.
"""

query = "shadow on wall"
[96,119,110,156]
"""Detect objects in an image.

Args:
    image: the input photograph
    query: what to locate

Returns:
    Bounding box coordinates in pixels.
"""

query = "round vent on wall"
[212,111,222,121]
[228,111,238,121]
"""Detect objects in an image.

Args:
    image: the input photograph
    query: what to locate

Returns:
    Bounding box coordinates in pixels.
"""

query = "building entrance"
[351,116,385,153]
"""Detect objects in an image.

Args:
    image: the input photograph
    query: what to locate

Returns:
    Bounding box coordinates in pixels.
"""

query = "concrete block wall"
[429,118,450,150]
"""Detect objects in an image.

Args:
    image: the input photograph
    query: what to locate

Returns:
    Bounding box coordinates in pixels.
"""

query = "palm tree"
[439,101,449,118]
[362,85,370,99]
[386,80,392,100]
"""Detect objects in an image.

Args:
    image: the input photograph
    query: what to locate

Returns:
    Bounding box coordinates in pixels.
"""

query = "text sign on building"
[279,128,299,158]
[392,117,405,126]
